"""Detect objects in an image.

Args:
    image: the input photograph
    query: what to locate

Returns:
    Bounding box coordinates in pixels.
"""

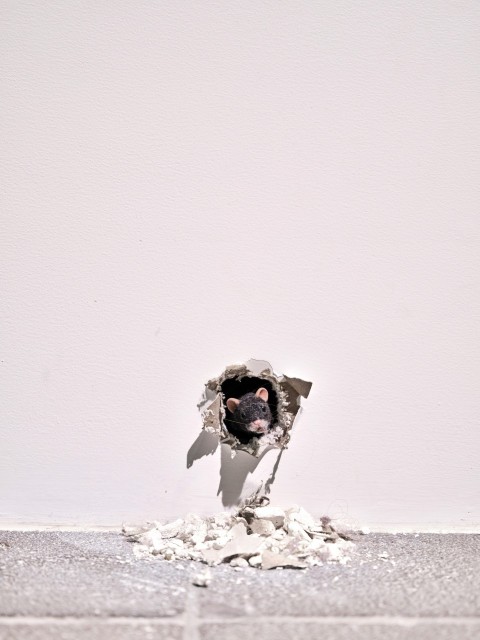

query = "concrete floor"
[0,530,479,639]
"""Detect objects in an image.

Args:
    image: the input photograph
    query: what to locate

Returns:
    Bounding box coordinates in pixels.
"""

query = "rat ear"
[255,387,269,402]
[226,397,240,413]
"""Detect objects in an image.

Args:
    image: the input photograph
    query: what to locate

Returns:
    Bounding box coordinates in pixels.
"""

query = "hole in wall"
[197,359,312,457]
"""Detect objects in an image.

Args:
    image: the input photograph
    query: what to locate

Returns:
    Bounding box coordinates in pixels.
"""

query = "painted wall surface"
[2,1,479,530]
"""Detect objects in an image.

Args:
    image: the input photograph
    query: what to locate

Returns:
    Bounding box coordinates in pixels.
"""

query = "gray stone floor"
[0,530,479,639]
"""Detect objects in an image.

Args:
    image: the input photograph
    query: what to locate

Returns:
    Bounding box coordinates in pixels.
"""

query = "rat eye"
[240,411,246,419]
[261,405,267,413]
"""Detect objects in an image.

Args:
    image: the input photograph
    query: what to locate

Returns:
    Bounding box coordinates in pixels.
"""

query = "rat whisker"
[225,418,274,427]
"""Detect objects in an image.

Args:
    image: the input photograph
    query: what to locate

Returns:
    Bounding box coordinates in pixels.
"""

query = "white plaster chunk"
[210,512,234,529]
[192,568,212,587]
[155,518,184,539]
[137,530,168,553]
[271,529,287,541]
[285,520,312,541]
[250,519,276,536]
[261,550,308,570]
[229,557,249,568]
[212,536,231,550]
[286,506,316,529]
[252,506,285,528]
[163,548,175,561]
[202,522,265,566]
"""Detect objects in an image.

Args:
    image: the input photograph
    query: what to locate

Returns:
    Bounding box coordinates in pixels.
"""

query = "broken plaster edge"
[198,358,311,457]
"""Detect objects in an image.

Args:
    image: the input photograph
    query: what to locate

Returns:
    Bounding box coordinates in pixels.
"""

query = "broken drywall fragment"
[202,522,265,565]
[192,568,212,587]
[281,376,312,408]
[183,522,208,544]
[210,512,236,529]
[252,506,285,529]
[155,519,184,539]
[261,550,308,570]
[249,519,276,537]
[198,359,312,457]
[136,530,168,554]
[163,548,174,561]
[285,520,312,541]
[229,557,249,568]
[271,528,287,541]
[200,394,224,435]
[285,506,316,530]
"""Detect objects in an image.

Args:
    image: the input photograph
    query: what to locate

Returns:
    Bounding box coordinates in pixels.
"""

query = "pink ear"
[227,397,240,413]
[255,387,269,402]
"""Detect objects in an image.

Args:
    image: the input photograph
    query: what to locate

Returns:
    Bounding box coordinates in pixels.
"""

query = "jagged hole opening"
[220,376,279,444]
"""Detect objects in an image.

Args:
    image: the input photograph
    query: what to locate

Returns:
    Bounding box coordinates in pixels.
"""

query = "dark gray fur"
[229,392,272,435]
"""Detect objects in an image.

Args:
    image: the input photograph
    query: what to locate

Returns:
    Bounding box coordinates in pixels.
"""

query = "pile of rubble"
[123,500,355,570]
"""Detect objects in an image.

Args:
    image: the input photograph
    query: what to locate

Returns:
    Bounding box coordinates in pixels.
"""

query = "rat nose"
[251,419,268,432]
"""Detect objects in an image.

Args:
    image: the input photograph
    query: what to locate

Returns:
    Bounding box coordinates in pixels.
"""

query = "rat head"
[226,387,272,436]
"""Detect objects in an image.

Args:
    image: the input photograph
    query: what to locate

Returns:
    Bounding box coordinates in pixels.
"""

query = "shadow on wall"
[187,432,283,506]
[186,430,219,468]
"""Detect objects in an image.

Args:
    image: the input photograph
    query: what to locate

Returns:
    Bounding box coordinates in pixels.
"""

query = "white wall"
[2,0,479,531]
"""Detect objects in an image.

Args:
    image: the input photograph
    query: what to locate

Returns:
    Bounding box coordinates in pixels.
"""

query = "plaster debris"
[197,359,312,457]
[249,519,276,537]
[202,522,265,565]
[192,568,212,587]
[229,557,249,568]
[124,500,354,570]
[261,550,307,570]
[250,506,285,529]
[248,555,262,567]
